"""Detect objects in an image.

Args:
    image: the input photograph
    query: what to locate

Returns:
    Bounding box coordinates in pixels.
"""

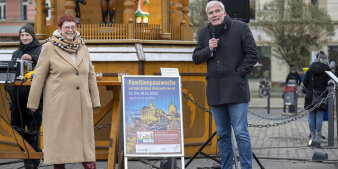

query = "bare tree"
[257,0,334,67]
[189,0,208,40]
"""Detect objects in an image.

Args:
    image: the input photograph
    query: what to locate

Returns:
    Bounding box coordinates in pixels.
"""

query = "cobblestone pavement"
[1,96,337,169]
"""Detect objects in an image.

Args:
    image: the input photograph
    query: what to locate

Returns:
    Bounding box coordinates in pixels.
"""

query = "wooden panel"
[92,62,140,81]
[78,0,123,24]
[148,0,161,25]
[0,87,10,124]
[78,0,101,24]
[115,0,124,24]
[56,0,65,22]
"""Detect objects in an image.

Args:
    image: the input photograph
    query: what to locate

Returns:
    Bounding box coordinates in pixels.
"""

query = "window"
[291,0,302,19]
[250,0,255,21]
[22,0,28,20]
[311,0,318,7]
[249,46,271,79]
[0,0,6,20]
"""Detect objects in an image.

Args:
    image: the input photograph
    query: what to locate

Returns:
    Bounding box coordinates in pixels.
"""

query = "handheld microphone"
[210,27,216,52]
[210,27,215,39]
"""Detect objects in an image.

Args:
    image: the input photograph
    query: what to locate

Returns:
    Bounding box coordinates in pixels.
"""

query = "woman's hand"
[29,108,37,112]
[21,54,32,60]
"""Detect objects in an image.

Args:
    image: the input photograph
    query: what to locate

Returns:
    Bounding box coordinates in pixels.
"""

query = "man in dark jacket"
[8,23,43,169]
[285,67,301,86]
[192,1,257,169]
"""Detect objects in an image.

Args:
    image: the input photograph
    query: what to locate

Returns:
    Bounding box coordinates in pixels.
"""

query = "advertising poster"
[122,76,184,157]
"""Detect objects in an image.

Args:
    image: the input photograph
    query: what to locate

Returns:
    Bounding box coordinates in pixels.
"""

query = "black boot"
[101,10,107,25]
[108,10,115,24]
[24,159,35,169]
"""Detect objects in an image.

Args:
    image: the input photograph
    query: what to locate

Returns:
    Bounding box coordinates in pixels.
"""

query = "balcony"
[45,23,192,41]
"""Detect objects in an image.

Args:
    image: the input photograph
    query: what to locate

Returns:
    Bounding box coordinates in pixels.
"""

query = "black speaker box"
[220,0,250,23]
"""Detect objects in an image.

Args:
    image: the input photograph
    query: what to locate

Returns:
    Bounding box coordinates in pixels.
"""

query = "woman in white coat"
[27,15,100,169]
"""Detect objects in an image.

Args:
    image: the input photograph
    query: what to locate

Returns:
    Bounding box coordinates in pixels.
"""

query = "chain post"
[267,88,270,114]
[328,82,335,146]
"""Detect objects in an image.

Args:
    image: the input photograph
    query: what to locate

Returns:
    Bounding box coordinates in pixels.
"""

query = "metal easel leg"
[231,127,239,169]
[184,132,220,168]
[253,152,265,169]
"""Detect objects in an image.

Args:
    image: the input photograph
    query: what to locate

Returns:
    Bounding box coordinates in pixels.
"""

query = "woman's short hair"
[205,1,225,14]
[57,15,76,28]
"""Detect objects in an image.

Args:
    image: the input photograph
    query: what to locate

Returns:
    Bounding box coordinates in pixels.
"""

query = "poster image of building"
[122,76,184,156]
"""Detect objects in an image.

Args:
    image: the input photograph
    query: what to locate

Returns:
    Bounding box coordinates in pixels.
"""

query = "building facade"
[248,0,338,89]
[0,0,49,41]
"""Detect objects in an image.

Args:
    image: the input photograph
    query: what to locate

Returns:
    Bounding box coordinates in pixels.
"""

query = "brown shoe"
[82,162,96,169]
[54,164,65,169]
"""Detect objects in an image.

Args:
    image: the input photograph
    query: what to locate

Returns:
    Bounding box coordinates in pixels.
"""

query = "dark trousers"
[9,86,43,168]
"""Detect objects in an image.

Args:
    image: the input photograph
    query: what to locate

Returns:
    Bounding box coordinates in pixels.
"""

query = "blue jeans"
[308,110,325,133]
[210,103,252,169]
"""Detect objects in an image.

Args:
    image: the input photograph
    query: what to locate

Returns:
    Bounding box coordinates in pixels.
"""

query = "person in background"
[192,1,258,168]
[27,15,100,169]
[7,23,42,169]
[335,62,338,78]
[301,67,309,94]
[303,51,330,145]
[329,61,335,74]
[285,66,301,86]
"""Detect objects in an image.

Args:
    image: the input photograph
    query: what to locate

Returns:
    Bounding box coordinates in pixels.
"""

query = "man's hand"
[29,108,37,112]
[21,54,32,60]
[209,38,219,52]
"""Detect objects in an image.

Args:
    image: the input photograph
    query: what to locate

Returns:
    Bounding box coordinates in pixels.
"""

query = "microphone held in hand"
[210,27,215,39]
[210,27,216,52]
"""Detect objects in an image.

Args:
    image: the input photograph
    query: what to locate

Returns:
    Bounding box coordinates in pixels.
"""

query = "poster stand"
[121,75,185,169]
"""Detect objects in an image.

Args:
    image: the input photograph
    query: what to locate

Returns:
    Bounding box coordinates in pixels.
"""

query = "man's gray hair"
[205,1,225,14]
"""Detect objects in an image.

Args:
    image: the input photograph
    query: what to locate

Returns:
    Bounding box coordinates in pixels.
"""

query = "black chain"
[12,126,42,135]
[248,110,302,121]
[182,92,211,113]
[182,88,335,128]
[94,122,111,131]
[247,110,309,128]
[249,88,334,128]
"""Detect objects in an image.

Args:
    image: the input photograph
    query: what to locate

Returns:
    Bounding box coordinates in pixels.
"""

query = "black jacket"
[192,15,258,105]
[8,39,41,100]
[303,62,330,108]
[286,72,301,85]
[12,39,41,67]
